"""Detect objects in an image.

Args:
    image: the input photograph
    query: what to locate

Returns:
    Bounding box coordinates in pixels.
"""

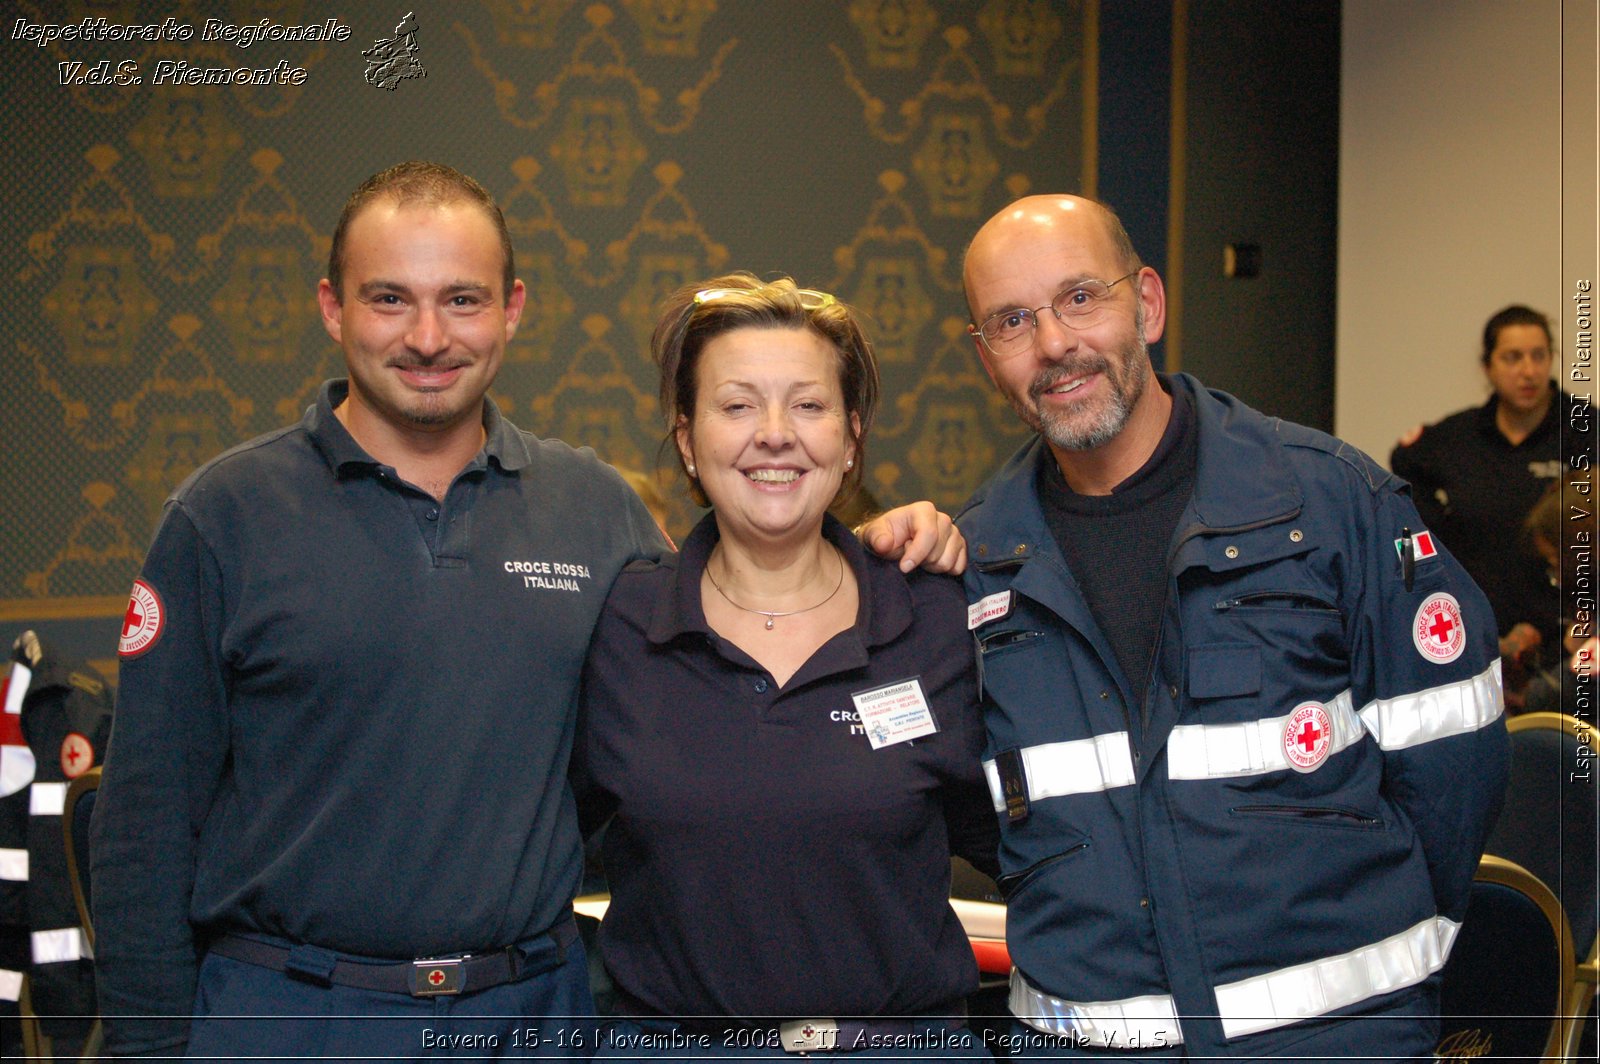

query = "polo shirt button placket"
[753,677,769,694]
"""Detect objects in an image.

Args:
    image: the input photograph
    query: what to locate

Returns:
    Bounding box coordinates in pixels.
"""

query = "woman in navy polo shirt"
[575,274,998,1059]
[1390,305,1582,702]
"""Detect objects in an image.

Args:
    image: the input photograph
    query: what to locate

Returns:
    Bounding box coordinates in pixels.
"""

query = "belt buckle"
[410,957,463,996]
[780,1019,839,1053]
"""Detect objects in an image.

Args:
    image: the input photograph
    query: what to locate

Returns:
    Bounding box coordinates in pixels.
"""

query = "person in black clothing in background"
[1391,305,1587,704]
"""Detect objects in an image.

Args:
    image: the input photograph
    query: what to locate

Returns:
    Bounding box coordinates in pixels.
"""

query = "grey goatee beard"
[1015,310,1150,452]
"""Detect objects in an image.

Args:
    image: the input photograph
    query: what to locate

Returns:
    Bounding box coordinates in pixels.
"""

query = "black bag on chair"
[17,631,112,1042]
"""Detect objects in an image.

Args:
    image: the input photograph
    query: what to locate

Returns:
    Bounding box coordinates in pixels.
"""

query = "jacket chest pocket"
[977,625,1048,709]
[1187,589,1350,718]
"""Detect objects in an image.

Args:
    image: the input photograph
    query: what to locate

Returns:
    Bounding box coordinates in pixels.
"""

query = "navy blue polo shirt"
[575,513,998,1021]
[93,379,667,1055]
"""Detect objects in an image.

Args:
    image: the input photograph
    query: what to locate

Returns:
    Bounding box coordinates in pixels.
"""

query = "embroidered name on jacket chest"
[503,558,593,592]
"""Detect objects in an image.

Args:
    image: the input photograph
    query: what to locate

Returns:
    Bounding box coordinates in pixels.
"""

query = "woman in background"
[575,274,997,1059]
[1391,305,1584,698]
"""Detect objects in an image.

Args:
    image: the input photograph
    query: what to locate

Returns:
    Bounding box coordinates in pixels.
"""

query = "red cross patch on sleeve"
[118,578,165,658]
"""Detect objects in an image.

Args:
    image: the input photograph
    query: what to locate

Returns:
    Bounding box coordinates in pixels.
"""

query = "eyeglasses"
[969,272,1139,358]
[694,287,837,310]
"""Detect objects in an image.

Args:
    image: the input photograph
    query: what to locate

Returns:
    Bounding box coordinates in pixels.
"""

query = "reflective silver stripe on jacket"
[0,744,34,800]
[1214,915,1459,1039]
[983,732,1136,811]
[1170,661,1501,780]
[29,780,66,816]
[1358,660,1503,751]
[1011,914,1457,1046]
[1011,970,1184,1047]
[32,926,92,964]
[1167,690,1363,779]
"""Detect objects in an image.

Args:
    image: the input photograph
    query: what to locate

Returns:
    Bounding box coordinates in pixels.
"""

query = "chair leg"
[1565,951,1598,1060]
[1562,983,1597,1061]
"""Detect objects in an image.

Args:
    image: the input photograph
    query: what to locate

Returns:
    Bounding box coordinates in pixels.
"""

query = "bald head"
[963,195,1142,321]
[959,194,1170,489]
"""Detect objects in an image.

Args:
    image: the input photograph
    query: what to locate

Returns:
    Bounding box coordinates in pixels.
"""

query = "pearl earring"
[845,459,854,469]
[686,463,696,476]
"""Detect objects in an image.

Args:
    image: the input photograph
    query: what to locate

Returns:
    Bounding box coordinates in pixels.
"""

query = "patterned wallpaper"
[2,0,1093,629]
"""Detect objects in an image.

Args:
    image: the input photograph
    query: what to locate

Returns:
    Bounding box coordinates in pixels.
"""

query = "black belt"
[617,994,968,1054]
[208,917,578,998]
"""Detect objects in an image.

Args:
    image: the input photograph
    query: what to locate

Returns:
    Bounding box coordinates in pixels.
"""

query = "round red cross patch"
[60,732,94,779]
[118,578,165,658]
[1412,592,1466,664]
[1283,702,1335,772]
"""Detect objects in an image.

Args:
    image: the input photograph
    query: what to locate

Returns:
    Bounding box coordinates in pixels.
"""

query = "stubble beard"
[1010,316,1151,452]
[401,398,460,427]
[386,358,475,428]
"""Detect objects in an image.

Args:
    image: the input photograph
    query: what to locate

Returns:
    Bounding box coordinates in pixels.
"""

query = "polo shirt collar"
[646,511,914,652]
[1475,384,1563,446]
[304,378,532,476]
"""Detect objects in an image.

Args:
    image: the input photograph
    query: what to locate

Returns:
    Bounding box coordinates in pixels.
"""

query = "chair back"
[1487,712,1598,952]
[61,765,100,952]
[1436,855,1575,1063]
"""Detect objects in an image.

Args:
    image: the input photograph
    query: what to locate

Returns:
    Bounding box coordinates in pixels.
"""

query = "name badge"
[968,590,1014,630]
[851,677,938,750]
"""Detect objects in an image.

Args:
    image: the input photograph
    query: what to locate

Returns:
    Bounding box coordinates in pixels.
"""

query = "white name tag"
[967,590,1014,630]
[851,678,938,750]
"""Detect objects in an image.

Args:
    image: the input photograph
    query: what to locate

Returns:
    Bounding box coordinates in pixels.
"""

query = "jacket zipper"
[1153,509,1302,731]
[1231,804,1379,825]
[1214,591,1339,612]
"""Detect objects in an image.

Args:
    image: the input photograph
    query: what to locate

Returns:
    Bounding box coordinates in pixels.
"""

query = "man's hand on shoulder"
[858,501,967,574]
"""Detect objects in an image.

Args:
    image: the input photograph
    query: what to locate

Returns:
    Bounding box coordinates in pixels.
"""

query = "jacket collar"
[965,373,1302,555]
[1179,374,1302,531]
[1474,384,1570,447]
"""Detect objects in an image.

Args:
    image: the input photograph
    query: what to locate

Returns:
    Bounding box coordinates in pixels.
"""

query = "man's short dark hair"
[326,161,515,302]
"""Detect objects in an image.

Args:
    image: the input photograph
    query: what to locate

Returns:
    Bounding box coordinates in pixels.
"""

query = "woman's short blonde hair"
[652,272,880,508]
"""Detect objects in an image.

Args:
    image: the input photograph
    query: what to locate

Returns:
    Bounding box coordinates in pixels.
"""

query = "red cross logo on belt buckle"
[1412,593,1466,664]
[410,958,462,996]
[1283,702,1335,772]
